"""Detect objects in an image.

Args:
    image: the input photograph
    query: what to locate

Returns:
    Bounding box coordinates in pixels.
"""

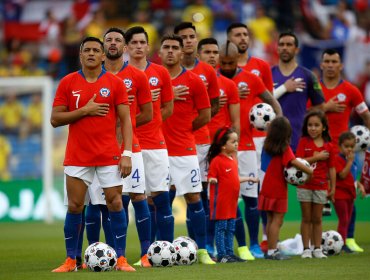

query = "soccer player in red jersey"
[51,37,133,272]
[198,38,240,140]
[174,22,219,198]
[218,41,282,260]
[159,34,215,264]
[125,26,175,253]
[320,48,370,253]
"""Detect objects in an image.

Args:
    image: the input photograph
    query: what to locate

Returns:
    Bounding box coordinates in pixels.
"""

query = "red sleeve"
[208,157,219,179]
[253,75,267,98]
[135,71,152,106]
[334,155,344,174]
[282,146,296,167]
[349,84,367,109]
[159,67,174,103]
[192,75,211,110]
[295,138,306,158]
[260,61,274,93]
[328,142,336,168]
[206,65,220,99]
[53,76,69,107]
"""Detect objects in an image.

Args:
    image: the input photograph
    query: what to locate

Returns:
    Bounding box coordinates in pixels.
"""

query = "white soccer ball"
[147,240,176,267]
[173,238,197,265]
[350,125,370,152]
[173,236,198,250]
[84,242,117,272]
[284,158,311,185]
[321,230,344,256]
[249,103,276,131]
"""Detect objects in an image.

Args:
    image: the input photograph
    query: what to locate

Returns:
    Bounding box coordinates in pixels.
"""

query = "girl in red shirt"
[207,126,258,263]
[334,132,366,252]
[296,110,336,259]
[258,117,312,260]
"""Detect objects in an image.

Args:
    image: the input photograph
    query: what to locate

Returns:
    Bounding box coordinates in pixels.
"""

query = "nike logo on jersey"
[226,168,232,172]
[116,234,126,239]
[72,90,82,94]
[304,148,312,151]
[137,217,149,223]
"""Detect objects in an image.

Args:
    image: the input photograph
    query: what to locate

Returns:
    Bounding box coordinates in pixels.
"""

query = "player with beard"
[218,41,282,260]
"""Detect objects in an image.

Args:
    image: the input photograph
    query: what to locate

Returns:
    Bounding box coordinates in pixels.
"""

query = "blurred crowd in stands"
[0,0,369,180]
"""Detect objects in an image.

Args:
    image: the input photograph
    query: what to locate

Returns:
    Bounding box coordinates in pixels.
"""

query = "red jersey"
[321,79,368,147]
[208,74,239,140]
[115,63,152,153]
[208,154,240,220]
[296,137,336,191]
[334,154,356,200]
[229,68,266,151]
[136,62,174,149]
[162,68,210,156]
[191,59,220,144]
[241,56,274,138]
[260,146,296,199]
[53,70,128,166]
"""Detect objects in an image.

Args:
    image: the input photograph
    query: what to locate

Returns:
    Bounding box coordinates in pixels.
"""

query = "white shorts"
[252,136,265,171]
[63,165,123,206]
[196,144,210,182]
[169,155,202,196]
[238,151,258,198]
[142,149,170,195]
[122,152,146,194]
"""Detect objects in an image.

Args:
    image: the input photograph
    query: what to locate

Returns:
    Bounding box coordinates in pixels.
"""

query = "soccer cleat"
[218,255,237,263]
[197,249,216,264]
[250,244,265,258]
[301,249,312,259]
[260,240,268,253]
[52,257,77,272]
[140,254,152,268]
[341,245,354,253]
[133,259,141,266]
[346,238,364,252]
[312,248,327,259]
[115,256,136,272]
[265,250,290,260]
[237,246,255,261]
[229,254,247,262]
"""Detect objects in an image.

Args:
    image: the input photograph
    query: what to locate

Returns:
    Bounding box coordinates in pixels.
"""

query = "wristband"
[274,84,287,99]
[121,150,132,158]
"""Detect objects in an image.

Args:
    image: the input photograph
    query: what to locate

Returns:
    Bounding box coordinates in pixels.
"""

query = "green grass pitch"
[1,221,369,280]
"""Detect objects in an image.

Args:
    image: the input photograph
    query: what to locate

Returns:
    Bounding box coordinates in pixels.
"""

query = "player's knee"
[129,192,146,202]
[106,195,123,212]
[184,192,200,204]
[67,202,84,214]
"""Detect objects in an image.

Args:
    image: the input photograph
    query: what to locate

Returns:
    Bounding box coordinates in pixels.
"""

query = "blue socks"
[109,209,127,257]
[242,195,259,246]
[347,205,356,238]
[152,192,174,242]
[187,200,206,249]
[234,206,246,246]
[64,212,82,259]
[76,207,85,258]
[186,208,196,240]
[148,203,157,243]
[100,205,114,248]
[169,188,176,207]
[132,200,151,256]
[122,195,130,223]
[85,204,101,244]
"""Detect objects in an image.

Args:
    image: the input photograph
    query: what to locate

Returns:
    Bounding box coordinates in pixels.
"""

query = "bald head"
[219,41,239,58]
[219,41,239,79]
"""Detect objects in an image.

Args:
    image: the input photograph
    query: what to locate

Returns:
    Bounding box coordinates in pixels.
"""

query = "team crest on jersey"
[251,69,261,76]
[100,88,110,97]
[337,93,346,102]
[238,82,248,88]
[219,89,225,96]
[149,76,159,86]
[199,74,207,82]
[123,78,132,89]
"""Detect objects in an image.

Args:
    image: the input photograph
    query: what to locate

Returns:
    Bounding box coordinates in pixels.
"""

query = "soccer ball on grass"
[84,242,117,272]
[173,237,197,265]
[147,240,176,267]
[321,230,344,256]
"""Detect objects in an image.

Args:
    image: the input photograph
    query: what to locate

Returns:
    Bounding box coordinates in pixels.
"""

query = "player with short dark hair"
[51,36,133,272]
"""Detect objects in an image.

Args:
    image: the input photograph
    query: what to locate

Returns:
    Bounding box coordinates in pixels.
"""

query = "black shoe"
[218,255,237,263]
[229,254,247,262]
[342,245,354,253]
[264,250,291,260]
[76,256,82,270]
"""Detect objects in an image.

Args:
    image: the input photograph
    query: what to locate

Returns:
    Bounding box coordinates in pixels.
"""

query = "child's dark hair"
[207,126,236,163]
[301,110,331,142]
[263,117,292,156]
[339,131,356,145]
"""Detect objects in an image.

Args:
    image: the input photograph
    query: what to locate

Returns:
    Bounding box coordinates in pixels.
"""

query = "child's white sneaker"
[312,248,327,259]
[301,249,312,259]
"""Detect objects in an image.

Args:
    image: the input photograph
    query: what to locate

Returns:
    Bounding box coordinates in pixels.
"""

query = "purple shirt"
[271,65,324,151]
